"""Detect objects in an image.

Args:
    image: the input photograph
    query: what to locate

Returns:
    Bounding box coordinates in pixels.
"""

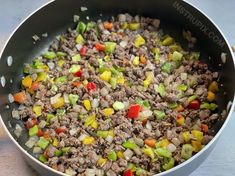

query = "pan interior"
[0,0,234,166]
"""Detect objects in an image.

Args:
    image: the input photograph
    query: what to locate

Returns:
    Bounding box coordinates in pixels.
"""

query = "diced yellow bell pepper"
[83,136,95,145]
[208,81,219,93]
[134,35,146,48]
[83,79,88,85]
[91,120,98,129]
[103,108,114,117]
[36,72,47,82]
[191,140,202,152]
[176,115,185,126]
[52,138,58,147]
[168,53,173,61]
[97,157,107,166]
[157,139,170,148]
[52,97,65,109]
[162,36,174,46]
[207,91,215,102]
[41,65,49,72]
[121,22,128,29]
[22,76,33,88]
[117,151,124,159]
[76,34,84,44]
[57,59,65,67]
[129,23,140,30]
[182,131,191,143]
[143,73,153,88]
[85,114,96,127]
[100,71,112,82]
[108,130,115,137]
[191,130,203,142]
[117,77,125,85]
[133,56,140,66]
[83,99,91,111]
[143,80,150,88]
[33,105,42,117]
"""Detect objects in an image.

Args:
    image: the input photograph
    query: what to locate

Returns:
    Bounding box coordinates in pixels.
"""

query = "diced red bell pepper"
[127,104,141,119]
[74,70,83,77]
[86,82,96,91]
[37,128,44,137]
[94,43,105,51]
[55,127,67,134]
[188,100,200,110]
[25,118,37,129]
[43,130,50,139]
[80,46,87,56]
[123,169,134,176]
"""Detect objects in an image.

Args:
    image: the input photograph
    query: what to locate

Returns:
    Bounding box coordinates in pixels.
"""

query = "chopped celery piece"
[51,84,58,92]
[56,51,67,57]
[104,42,117,54]
[29,125,39,137]
[172,51,183,62]
[177,84,188,91]
[76,34,84,44]
[181,144,193,160]
[104,55,110,62]
[43,51,56,59]
[188,95,197,103]
[122,141,137,150]
[154,110,166,120]
[161,62,172,74]
[155,148,172,158]
[97,130,109,138]
[200,102,210,109]
[162,157,175,171]
[110,77,117,89]
[55,149,62,157]
[110,67,120,77]
[47,114,55,124]
[76,21,86,35]
[156,83,165,97]
[39,154,47,163]
[209,103,218,111]
[162,36,174,46]
[113,101,125,110]
[142,147,155,160]
[98,58,104,68]
[36,72,47,82]
[69,65,81,73]
[72,54,81,62]
[37,137,49,149]
[168,102,178,109]
[55,76,67,84]
[33,59,44,69]
[68,94,79,106]
[86,22,95,32]
[107,150,117,161]
[62,147,70,154]
[129,23,140,30]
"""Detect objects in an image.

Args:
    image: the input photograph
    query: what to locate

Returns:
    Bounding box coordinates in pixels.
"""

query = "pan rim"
[0,0,234,176]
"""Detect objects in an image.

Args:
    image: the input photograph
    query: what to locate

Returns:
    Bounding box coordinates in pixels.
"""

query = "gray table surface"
[0,0,235,176]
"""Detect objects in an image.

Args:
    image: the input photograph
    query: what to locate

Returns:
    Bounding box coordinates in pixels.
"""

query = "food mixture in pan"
[12,14,220,176]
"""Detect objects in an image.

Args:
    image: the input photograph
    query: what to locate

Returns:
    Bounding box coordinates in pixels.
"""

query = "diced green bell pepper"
[162,157,175,171]
[156,83,165,97]
[37,137,49,149]
[39,154,47,163]
[43,51,57,59]
[29,125,39,137]
[68,94,79,106]
[154,110,166,120]
[155,148,172,158]
[76,21,86,35]
[105,42,117,54]
[161,62,173,74]
[181,144,193,160]
[107,150,117,161]
[122,141,137,150]
[72,54,81,62]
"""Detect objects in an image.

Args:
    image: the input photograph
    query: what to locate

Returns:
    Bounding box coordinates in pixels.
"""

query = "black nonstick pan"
[0,0,234,175]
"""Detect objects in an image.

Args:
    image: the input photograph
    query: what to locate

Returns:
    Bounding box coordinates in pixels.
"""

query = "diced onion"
[76,44,83,51]
[7,56,13,66]
[33,146,42,154]
[120,41,128,48]
[63,93,69,104]
[92,98,99,108]
[85,169,96,176]
[8,93,14,103]
[50,93,61,105]
[103,30,110,35]
[146,121,152,131]
[25,136,39,148]
[38,120,47,128]
[12,109,20,119]
[139,109,153,118]
[78,133,88,141]
[100,87,109,96]
[105,135,113,143]
[123,149,134,160]
[69,128,77,136]
[65,168,77,176]
[167,143,177,152]
[47,62,55,70]
[1,76,6,87]
[14,124,23,138]
[221,52,227,64]
[80,6,88,12]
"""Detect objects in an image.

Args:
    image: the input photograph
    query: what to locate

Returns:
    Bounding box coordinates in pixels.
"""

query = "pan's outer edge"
[0,0,234,176]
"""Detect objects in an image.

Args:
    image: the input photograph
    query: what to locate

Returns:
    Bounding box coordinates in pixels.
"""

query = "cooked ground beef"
[12,13,221,176]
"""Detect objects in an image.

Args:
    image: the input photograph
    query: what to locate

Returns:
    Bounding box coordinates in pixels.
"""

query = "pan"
[0,0,234,175]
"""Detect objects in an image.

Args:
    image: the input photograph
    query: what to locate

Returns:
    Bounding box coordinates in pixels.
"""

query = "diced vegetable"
[133,56,140,66]
[162,36,174,46]
[76,34,84,44]
[26,118,37,129]
[155,148,172,158]
[37,137,49,149]
[182,131,191,143]
[76,21,86,35]
[134,35,145,48]
[140,55,147,64]
[144,139,157,148]
[201,124,209,133]
[29,125,39,137]
[200,102,218,110]
[83,99,91,111]
[121,22,128,29]
[172,51,183,62]
[181,144,193,160]
[161,62,172,74]
[14,92,27,104]
[57,59,65,67]
[86,22,95,32]
[129,23,140,30]
[191,140,202,152]
[188,95,197,103]
[189,52,200,60]
[55,76,67,84]
[97,130,109,138]
[33,105,42,117]
[22,76,32,88]
[188,100,200,110]
[105,42,117,54]
[142,147,155,160]
[95,43,105,51]
[97,157,107,167]
[177,84,188,91]
[157,139,170,148]
[110,77,117,89]
[107,150,117,161]
[117,151,124,159]
[74,70,83,77]
[83,136,95,145]
[176,104,185,112]
[39,154,47,163]
[103,108,114,117]
[69,65,81,73]
[208,81,219,93]
[62,147,70,154]
[36,72,47,82]
[86,82,96,91]
[123,169,134,176]
[55,149,62,157]
[56,51,67,57]
[72,54,81,62]
[191,130,203,142]
[207,91,215,102]
[80,46,87,56]
[68,94,79,106]
[55,127,67,134]
[113,101,125,111]
[103,22,113,30]
[85,114,96,127]
[122,141,137,150]
[154,110,166,120]
[136,168,147,176]
[127,104,141,119]
[43,51,56,59]
[100,71,112,82]
[176,114,185,126]
[162,157,175,171]
[168,102,178,109]
[156,83,165,97]
[52,97,65,109]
